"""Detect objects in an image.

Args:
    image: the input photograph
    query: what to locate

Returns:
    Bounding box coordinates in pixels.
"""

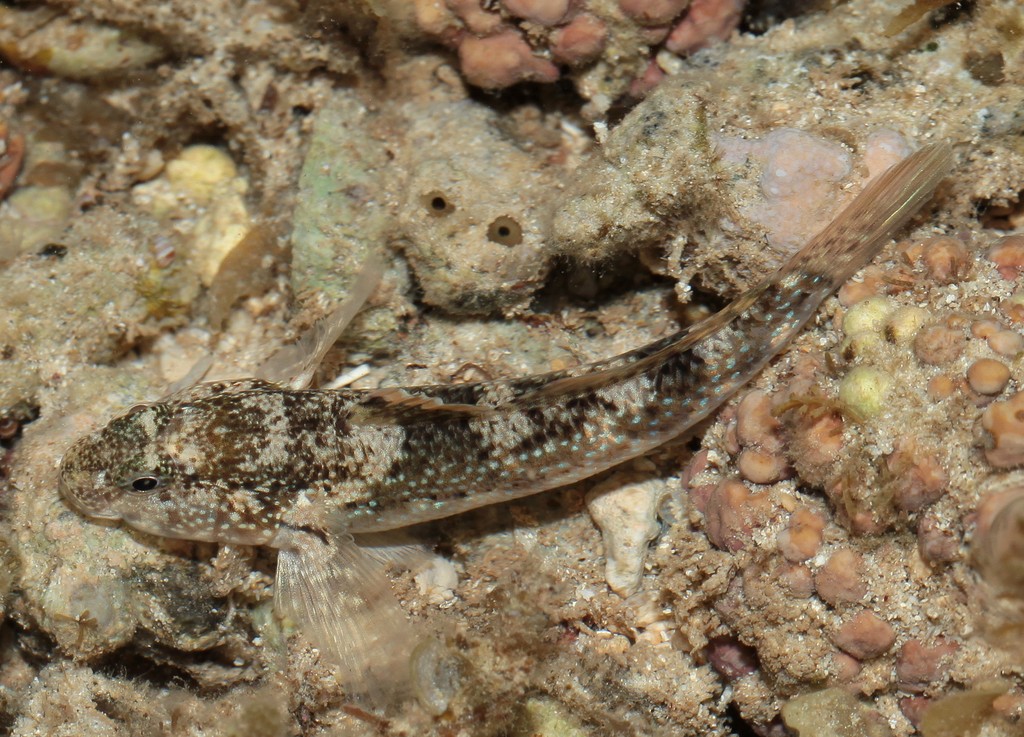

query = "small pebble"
[618,0,687,26]
[988,329,1024,357]
[830,651,862,683]
[905,236,970,284]
[914,323,966,366]
[777,562,815,598]
[972,319,1023,357]
[447,0,504,34]
[738,448,789,484]
[165,145,239,203]
[785,407,845,472]
[886,440,948,512]
[736,390,782,450]
[550,13,607,65]
[987,235,1024,280]
[1001,292,1024,324]
[777,508,825,562]
[706,636,760,680]
[815,549,867,605]
[967,358,1011,395]
[927,374,956,400]
[832,610,896,660]
[973,488,1024,590]
[458,30,559,89]
[501,0,568,26]
[837,267,883,306]
[899,696,932,728]
[664,0,743,54]
[980,391,1024,468]
[917,514,960,565]
[896,638,958,692]
[704,478,762,552]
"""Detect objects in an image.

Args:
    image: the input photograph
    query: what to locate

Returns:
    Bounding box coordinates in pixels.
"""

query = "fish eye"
[130,476,161,493]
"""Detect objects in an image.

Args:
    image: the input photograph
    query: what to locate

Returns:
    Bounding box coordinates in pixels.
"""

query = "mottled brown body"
[57,142,953,703]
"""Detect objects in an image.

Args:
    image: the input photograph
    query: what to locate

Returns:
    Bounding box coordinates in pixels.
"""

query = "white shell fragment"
[585,471,668,597]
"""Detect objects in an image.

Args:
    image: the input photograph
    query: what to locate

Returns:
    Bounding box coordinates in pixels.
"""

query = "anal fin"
[274,529,425,709]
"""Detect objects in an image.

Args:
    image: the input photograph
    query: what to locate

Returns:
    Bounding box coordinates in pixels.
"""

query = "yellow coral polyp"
[841,330,885,360]
[843,295,895,336]
[839,366,893,418]
[165,145,244,204]
[885,305,930,344]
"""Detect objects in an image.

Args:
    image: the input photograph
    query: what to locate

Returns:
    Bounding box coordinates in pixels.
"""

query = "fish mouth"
[57,473,121,521]
[80,509,123,521]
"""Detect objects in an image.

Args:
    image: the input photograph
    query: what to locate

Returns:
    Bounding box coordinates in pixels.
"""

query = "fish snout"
[57,443,122,520]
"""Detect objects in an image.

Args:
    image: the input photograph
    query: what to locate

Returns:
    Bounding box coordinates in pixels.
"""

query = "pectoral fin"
[257,254,383,390]
[274,528,422,708]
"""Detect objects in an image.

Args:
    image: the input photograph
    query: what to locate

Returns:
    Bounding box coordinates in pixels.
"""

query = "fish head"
[59,403,173,520]
[59,400,277,545]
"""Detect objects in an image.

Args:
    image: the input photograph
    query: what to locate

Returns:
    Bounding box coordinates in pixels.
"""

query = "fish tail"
[782,141,955,290]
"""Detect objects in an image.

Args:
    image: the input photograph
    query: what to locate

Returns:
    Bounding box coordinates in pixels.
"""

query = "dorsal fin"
[257,254,384,390]
[164,378,281,405]
[349,387,493,425]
